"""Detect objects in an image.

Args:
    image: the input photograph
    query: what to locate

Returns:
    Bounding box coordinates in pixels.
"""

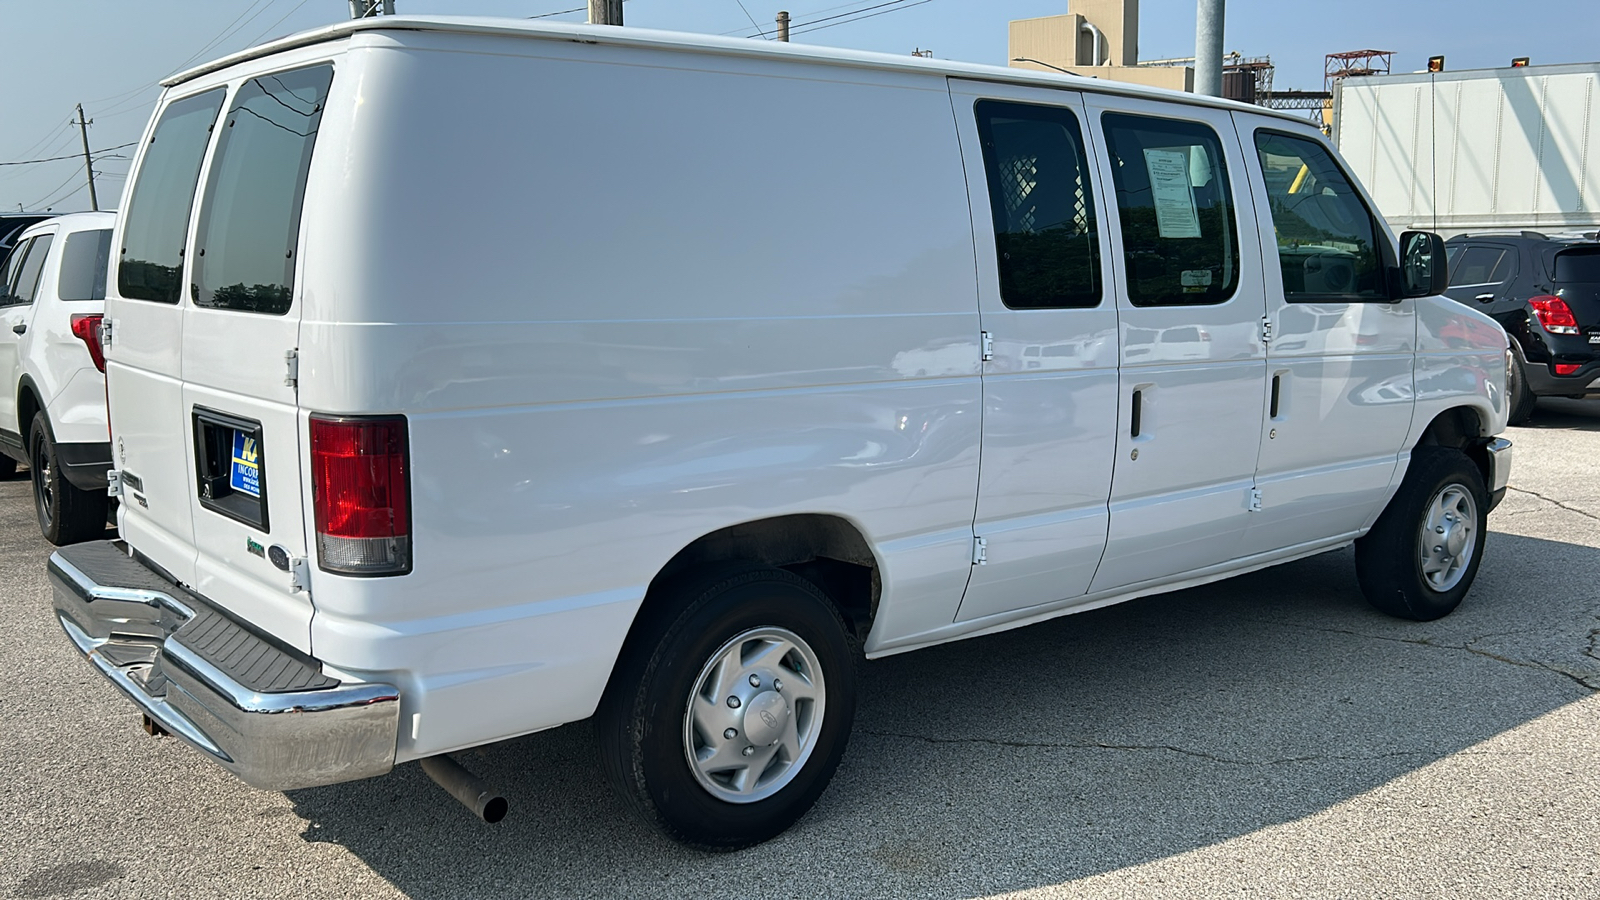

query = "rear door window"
[57,228,114,301]
[191,64,333,315]
[118,89,227,304]
[1449,246,1516,287]
[0,237,34,305]
[973,100,1103,309]
[1253,130,1386,301]
[1102,113,1239,307]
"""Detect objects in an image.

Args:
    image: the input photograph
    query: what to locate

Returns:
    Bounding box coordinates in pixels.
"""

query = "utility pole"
[588,0,622,25]
[73,104,98,212]
[347,0,393,18]
[776,11,790,42]
[1194,0,1225,97]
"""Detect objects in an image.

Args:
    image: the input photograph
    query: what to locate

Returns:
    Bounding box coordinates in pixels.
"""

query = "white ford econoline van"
[50,17,1512,849]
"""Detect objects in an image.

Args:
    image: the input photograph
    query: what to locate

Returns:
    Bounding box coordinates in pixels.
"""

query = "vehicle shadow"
[284,530,1600,899]
[1522,396,1600,431]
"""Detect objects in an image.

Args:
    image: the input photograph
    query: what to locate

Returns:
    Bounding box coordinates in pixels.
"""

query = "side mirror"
[1394,231,1449,298]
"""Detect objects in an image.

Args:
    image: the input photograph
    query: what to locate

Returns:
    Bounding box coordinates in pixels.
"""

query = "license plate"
[229,430,262,498]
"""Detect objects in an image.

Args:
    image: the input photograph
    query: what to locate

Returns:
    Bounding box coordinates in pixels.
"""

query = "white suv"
[0,212,115,544]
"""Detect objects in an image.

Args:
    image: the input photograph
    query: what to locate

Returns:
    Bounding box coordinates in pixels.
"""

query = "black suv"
[1445,232,1600,424]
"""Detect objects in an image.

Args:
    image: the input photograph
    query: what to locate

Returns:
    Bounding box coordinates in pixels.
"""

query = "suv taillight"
[1529,295,1580,334]
[69,314,106,372]
[310,415,411,576]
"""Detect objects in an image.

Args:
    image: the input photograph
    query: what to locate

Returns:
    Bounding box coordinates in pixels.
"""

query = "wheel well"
[1416,407,1490,486]
[16,379,41,443]
[647,514,880,642]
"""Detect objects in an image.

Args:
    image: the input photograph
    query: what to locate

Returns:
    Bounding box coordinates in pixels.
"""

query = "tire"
[1506,342,1536,426]
[1355,447,1488,621]
[29,412,108,546]
[597,564,857,850]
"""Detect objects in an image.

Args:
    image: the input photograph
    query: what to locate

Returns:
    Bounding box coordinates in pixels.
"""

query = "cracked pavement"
[3,398,1599,899]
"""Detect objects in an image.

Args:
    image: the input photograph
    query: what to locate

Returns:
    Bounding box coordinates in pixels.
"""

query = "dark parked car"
[1445,231,1600,423]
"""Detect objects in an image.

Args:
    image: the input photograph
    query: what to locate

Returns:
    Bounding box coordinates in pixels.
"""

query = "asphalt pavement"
[2,400,1598,899]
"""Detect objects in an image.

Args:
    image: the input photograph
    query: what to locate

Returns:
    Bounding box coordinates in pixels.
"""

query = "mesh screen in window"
[974,100,1102,309]
[1102,113,1238,307]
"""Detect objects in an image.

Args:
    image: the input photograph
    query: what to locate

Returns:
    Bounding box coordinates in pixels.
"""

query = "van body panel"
[294,33,984,742]
[943,80,1120,623]
[1081,94,1270,592]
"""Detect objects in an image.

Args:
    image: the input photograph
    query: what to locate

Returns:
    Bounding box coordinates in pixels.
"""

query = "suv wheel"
[1355,447,1488,621]
[29,412,108,545]
[1506,342,1536,426]
[597,564,857,850]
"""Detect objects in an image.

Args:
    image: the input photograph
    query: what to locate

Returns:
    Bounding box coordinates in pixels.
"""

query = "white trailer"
[1334,62,1600,237]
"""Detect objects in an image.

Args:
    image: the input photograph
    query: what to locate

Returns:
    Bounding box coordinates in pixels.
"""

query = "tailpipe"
[420,755,508,824]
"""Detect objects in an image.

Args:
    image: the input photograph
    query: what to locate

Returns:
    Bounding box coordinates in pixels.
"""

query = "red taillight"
[69,314,106,373]
[310,415,411,575]
[1554,363,1582,376]
[1529,295,1580,334]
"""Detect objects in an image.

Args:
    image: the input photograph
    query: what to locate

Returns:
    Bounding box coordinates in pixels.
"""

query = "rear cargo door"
[179,64,333,648]
[109,88,228,585]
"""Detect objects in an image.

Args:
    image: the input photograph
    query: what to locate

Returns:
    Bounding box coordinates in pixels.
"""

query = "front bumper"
[49,541,400,791]
[1485,436,1512,510]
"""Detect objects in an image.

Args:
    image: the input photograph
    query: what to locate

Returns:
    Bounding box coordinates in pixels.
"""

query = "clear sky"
[3,0,1597,213]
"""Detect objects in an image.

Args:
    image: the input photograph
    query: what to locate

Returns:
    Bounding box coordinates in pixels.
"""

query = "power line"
[734,0,771,39]
[241,0,317,48]
[789,0,933,36]
[0,142,138,168]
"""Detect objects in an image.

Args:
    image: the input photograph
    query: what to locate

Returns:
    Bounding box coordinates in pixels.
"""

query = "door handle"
[10,323,24,335]
[1130,389,1143,438]
[1270,374,1282,418]
[1474,293,1495,302]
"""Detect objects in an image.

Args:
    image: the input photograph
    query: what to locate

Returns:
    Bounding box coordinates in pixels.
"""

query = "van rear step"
[49,541,400,790]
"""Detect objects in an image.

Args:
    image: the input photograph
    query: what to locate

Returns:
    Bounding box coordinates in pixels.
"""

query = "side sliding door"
[947,80,1119,624]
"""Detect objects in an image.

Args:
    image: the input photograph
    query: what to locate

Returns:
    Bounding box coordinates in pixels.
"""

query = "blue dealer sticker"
[230,430,261,498]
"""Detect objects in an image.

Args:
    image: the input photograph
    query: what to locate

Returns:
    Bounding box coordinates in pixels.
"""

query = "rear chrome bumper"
[49,542,399,791]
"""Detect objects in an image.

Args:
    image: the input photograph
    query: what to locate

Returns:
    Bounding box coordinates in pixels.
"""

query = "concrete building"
[1008,0,1193,92]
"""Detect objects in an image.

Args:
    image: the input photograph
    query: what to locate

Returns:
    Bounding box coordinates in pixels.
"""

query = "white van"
[50,17,1512,849]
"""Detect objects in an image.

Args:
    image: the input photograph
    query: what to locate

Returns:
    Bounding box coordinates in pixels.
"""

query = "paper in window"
[1142,148,1202,239]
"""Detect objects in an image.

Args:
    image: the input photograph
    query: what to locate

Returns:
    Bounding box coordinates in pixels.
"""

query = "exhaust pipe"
[420,755,508,824]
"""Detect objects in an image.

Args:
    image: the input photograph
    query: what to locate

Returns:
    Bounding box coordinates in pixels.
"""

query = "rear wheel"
[29,412,108,546]
[1506,343,1536,426]
[597,564,856,850]
[1355,448,1488,621]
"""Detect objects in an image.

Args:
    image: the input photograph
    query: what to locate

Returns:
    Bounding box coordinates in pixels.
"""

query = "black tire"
[597,564,857,850]
[29,412,109,546]
[1506,342,1536,426]
[1355,447,1488,621]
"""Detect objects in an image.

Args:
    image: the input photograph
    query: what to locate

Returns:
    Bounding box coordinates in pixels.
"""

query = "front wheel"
[1506,342,1536,426]
[1355,448,1488,621]
[597,564,857,850]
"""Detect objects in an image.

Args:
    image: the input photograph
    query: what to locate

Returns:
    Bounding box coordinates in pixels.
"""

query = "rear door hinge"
[284,349,299,388]
[107,469,122,498]
[981,331,994,362]
[99,317,113,349]
[971,535,988,566]
[289,556,312,593]
[1261,315,1273,345]
[1248,488,1263,512]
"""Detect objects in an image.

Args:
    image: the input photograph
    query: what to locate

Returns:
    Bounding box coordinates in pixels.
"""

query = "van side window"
[118,90,227,304]
[1102,113,1239,307]
[9,235,54,305]
[1253,130,1385,301]
[192,64,333,315]
[974,100,1103,309]
[58,229,114,301]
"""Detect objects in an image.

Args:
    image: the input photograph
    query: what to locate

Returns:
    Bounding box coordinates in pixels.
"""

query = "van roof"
[164,15,1309,126]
